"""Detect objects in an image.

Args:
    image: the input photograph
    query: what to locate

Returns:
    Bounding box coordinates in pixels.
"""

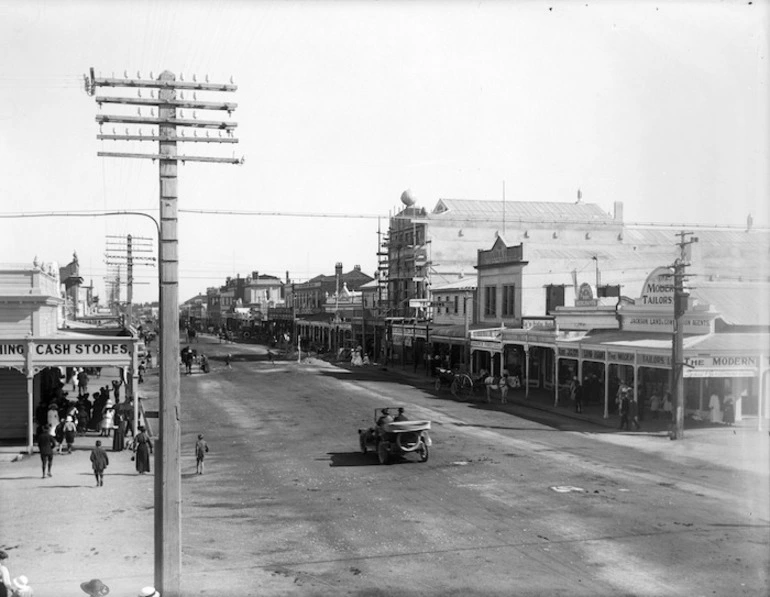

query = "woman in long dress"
[112,409,125,451]
[133,425,153,474]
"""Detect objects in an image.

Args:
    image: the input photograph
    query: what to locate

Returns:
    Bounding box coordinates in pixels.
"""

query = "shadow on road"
[327,451,378,467]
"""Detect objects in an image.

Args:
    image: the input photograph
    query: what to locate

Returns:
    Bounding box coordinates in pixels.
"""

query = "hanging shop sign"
[575,283,598,307]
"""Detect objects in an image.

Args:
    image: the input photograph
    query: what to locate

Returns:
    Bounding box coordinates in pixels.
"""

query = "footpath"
[0,367,162,597]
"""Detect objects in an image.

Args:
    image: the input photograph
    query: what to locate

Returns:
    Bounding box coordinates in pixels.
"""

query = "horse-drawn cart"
[359,409,432,465]
[433,367,474,398]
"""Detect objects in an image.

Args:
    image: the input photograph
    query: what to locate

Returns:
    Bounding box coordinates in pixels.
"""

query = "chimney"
[354,264,361,272]
[747,213,754,232]
[613,201,624,222]
[252,271,259,280]
[286,270,290,283]
[335,262,343,278]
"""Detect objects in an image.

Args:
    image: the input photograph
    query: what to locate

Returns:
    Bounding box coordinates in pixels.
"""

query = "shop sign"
[608,351,634,363]
[1,340,133,365]
[0,343,26,363]
[268,307,294,321]
[639,267,675,307]
[575,283,598,307]
[523,317,555,331]
[471,339,502,352]
[582,349,606,361]
[639,353,671,367]
[685,355,759,369]
[623,314,713,334]
[558,347,579,358]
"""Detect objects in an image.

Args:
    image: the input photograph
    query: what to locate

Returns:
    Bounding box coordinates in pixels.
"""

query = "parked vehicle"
[433,367,474,398]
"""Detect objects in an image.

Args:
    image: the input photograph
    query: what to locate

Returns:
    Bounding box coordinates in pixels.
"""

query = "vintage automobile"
[358,408,432,464]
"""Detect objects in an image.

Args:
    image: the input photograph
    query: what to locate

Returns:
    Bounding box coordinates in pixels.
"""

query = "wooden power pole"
[105,233,156,329]
[670,231,698,441]
[85,68,240,597]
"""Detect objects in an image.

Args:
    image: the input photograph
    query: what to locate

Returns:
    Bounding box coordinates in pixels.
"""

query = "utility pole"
[85,68,240,597]
[670,231,698,441]
[105,234,156,329]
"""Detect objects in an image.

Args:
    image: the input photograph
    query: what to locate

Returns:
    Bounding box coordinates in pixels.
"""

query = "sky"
[0,0,767,304]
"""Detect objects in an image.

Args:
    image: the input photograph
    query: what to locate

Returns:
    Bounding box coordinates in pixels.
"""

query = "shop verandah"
[469,328,770,427]
[0,333,140,451]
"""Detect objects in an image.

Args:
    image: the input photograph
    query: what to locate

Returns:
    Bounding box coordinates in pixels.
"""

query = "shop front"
[0,334,138,451]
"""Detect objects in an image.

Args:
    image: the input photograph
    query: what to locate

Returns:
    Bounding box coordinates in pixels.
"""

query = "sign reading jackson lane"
[0,340,133,365]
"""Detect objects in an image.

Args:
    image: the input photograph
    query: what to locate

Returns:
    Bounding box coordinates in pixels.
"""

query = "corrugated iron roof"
[692,282,770,327]
[432,198,614,222]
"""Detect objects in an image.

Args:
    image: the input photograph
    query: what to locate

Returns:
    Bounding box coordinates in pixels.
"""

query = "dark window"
[484,285,497,317]
[545,285,565,314]
[454,296,459,314]
[502,284,515,317]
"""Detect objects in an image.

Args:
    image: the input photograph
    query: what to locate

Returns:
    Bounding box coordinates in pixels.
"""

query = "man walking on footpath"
[195,433,209,475]
[572,378,584,414]
[90,440,109,487]
[37,424,55,478]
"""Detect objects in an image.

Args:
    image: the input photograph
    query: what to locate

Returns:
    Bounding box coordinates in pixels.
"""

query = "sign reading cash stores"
[0,340,133,365]
[620,267,715,334]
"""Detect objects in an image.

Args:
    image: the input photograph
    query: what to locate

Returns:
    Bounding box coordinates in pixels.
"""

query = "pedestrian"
[649,391,661,420]
[573,378,584,414]
[723,394,735,426]
[46,403,60,438]
[54,420,65,455]
[500,370,510,404]
[0,550,12,597]
[100,405,114,437]
[267,349,274,364]
[90,440,109,487]
[709,392,722,424]
[618,388,631,430]
[63,416,77,453]
[132,425,153,474]
[77,369,89,397]
[37,425,55,478]
[111,379,122,401]
[630,395,641,430]
[138,586,160,597]
[12,575,33,597]
[225,353,232,368]
[195,434,209,475]
[80,578,110,596]
[112,407,126,452]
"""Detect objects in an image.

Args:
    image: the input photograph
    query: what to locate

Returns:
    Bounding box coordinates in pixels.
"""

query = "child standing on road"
[90,440,109,487]
[195,434,209,475]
